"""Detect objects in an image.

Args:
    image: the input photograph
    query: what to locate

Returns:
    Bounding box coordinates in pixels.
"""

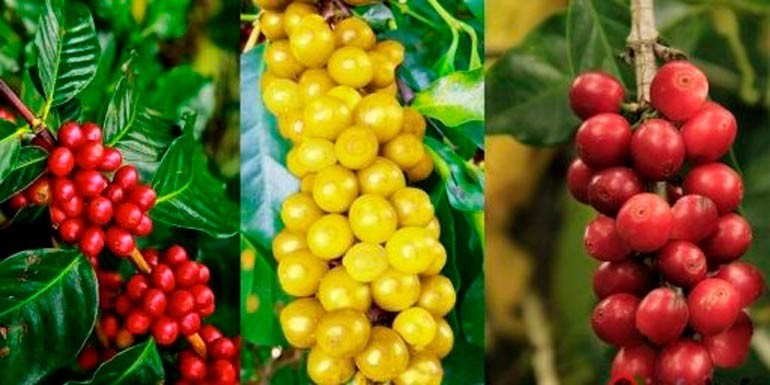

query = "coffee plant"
[0,0,240,384]
[240,0,484,383]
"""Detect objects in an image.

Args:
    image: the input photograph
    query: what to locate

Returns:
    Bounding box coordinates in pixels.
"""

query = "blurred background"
[485,0,770,384]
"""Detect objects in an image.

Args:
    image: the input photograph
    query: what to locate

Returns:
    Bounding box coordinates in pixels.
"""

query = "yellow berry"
[286,147,308,177]
[406,152,434,182]
[317,267,372,312]
[424,217,441,240]
[316,309,372,357]
[278,110,305,142]
[421,242,446,276]
[283,2,318,36]
[369,51,396,89]
[394,353,444,385]
[279,298,325,347]
[355,93,404,142]
[290,15,335,68]
[393,307,437,349]
[350,372,368,384]
[261,71,280,91]
[304,95,352,140]
[357,157,406,197]
[348,194,398,243]
[343,243,388,282]
[277,250,329,296]
[295,137,337,173]
[281,192,323,233]
[375,40,405,65]
[298,69,336,105]
[354,326,410,382]
[265,40,305,79]
[312,165,359,213]
[300,173,316,193]
[328,47,374,88]
[334,17,376,49]
[261,11,286,40]
[385,227,439,274]
[417,275,456,317]
[371,269,420,311]
[425,318,454,358]
[390,187,435,227]
[307,214,354,260]
[402,108,426,138]
[335,126,379,170]
[327,85,362,111]
[253,0,291,11]
[383,134,425,169]
[308,346,356,385]
[263,78,302,116]
[272,229,307,262]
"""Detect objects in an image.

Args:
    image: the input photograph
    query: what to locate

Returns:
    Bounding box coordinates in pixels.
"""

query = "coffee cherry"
[593,260,654,299]
[126,274,150,301]
[714,262,764,308]
[655,339,712,385]
[209,359,238,382]
[76,142,105,170]
[702,311,753,368]
[683,163,743,214]
[566,158,594,204]
[174,261,201,288]
[190,284,215,311]
[125,309,152,335]
[58,122,85,148]
[354,326,409,382]
[575,113,632,170]
[8,193,27,211]
[114,202,142,230]
[161,245,187,265]
[670,194,719,242]
[610,344,656,385]
[51,178,76,203]
[99,314,119,339]
[650,61,709,121]
[681,102,737,163]
[79,227,105,256]
[59,195,84,217]
[656,241,707,288]
[142,288,168,317]
[210,338,238,359]
[81,123,103,142]
[105,227,135,256]
[152,316,179,345]
[583,215,631,262]
[128,185,157,211]
[629,119,685,180]
[59,218,85,243]
[87,197,114,225]
[167,290,195,317]
[591,293,643,347]
[700,213,752,264]
[569,72,626,120]
[99,147,123,171]
[48,147,75,177]
[50,207,67,225]
[616,193,673,252]
[114,295,132,315]
[635,288,689,345]
[113,166,139,190]
[133,215,153,236]
[26,177,51,205]
[179,351,207,381]
[103,185,124,204]
[199,325,224,344]
[688,278,741,335]
[587,167,644,216]
[151,264,176,292]
[74,170,108,198]
[178,312,201,335]
[77,346,99,371]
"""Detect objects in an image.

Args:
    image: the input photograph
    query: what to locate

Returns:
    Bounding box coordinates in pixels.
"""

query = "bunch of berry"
[567,61,764,384]
[176,325,240,385]
[259,2,453,384]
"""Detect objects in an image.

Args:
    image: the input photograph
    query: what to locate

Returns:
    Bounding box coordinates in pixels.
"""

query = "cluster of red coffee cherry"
[176,325,240,385]
[567,61,764,384]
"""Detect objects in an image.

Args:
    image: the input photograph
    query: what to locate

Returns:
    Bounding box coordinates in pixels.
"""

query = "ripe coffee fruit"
[681,103,737,163]
[655,241,707,288]
[714,262,764,308]
[583,215,631,262]
[616,193,673,252]
[591,293,643,347]
[702,311,753,368]
[669,194,718,242]
[655,339,713,385]
[587,167,643,216]
[629,119,685,180]
[575,113,632,170]
[650,60,709,121]
[569,72,626,120]
[683,162,743,214]
[687,278,741,335]
[635,288,688,345]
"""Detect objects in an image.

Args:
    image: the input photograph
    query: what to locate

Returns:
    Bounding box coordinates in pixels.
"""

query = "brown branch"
[627,0,659,105]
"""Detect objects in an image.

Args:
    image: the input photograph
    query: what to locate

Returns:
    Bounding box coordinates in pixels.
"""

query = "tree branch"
[523,294,559,385]
[627,0,659,104]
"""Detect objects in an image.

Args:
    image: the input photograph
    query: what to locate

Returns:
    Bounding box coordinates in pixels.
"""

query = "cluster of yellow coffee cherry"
[257,1,456,384]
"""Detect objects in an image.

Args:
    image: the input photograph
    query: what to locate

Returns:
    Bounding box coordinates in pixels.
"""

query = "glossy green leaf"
[34,0,100,108]
[145,0,193,39]
[241,237,288,346]
[65,340,164,385]
[0,18,22,76]
[148,66,215,138]
[0,121,22,186]
[0,146,47,203]
[425,137,484,212]
[2,0,44,34]
[0,249,98,385]
[463,0,484,22]
[460,275,484,348]
[413,68,484,127]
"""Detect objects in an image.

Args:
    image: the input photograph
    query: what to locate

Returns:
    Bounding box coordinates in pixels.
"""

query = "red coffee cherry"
[168,290,195,317]
[178,312,202,335]
[575,113,632,170]
[567,158,594,204]
[99,314,120,339]
[99,147,123,171]
[59,195,84,217]
[591,293,643,347]
[584,215,631,262]
[106,227,135,257]
[650,61,709,121]
[129,185,157,211]
[8,193,28,211]
[164,245,189,265]
[115,202,143,230]
[688,278,741,335]
[77,346,100,371]
[629,119,685,180]
[700,213,752,264]
[681,103,737,164]
[50,206,67,225]
[655,339,713,385]
[593,260,654,299]
[569,72,626,120]
[683,163,743,215]
[126,274,150,301]
[58,122,85,148]
[52,178,76,203]
[610,344,656,385]
[125,309,152,335]
[81,123,103,142]
[702,311,753,369]
[198,264,211,284]
[152,316,179,345]
[200,325,223,344]
[179,351,208,381]
[190,284,215,311]
[616,193,673,252]
[142,288,168,317]
[87,197,114,225]
[174,261,201,288]
[79,227,105,256]
[114,294,132,316]
[670,194,718,242]
[714,262,764,308]
[587,167,644,216]
[113,166,139,190]
[48,147,75,177]
[26,177,51,205]
[209,359,237,382]
[151,264,177,292]
[0,107,17,123]
[103,185,124,204]
[76,142,105,170]
[656,241,707,288]
[133,214,153,236]
[635,288,689,345]
[59,218,85,243]
[74,170,108,198]
[211,338,237,359]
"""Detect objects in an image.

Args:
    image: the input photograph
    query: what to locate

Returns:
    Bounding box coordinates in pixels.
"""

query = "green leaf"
[0,146,47,203]
[145,0,193,39]
[147,66,215,138]
[64,340,164,385]
[358,3,395,31]
[459,273,484,348]
[2,0,45,34]
[0,121,22,186]
[463,0,484,22]
[241,237,288,346]
[0,249,98,385]
[486,12,580,146]
[151,118,238,238]
[413,68,484,127]
[424,137,484,212]
[0,18,23,76]
[34,0,100,109]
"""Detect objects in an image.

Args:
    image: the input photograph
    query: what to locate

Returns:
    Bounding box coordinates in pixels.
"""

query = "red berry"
[59,195,84,217]
[77,346,100,371]
[0,107,17,123]
[133,214,153,236]
[142,288,168,317]
[702,311,753,368]
[700,213,752,264]
[143,248,161,266]
[8,193,28,211]
[58,122,85,148]
[129,185,157,211]
[587,167,644,216]
[59,218,85,243]
[168,290,195,317]
[616,193,673,252]
[610,344,656,385]
[593,260,654,299]
[199,302,215,317]
[51,178,76,203]
[683,163,743,214]
[681,102,737,164]
[152,316,179,345]
[115,202,143,230]
[164,245,189,265]
[210,338,237,359]
[656,241,707,288]
[105,227,135,257]
[209,359,237,382]
[688,278,741,335]
[178,312,201,335]
[650,61,709,121]
[190,284,215,311]
[569,72,626,120]
[100,314,119,340]
[629,119,685,180]
[575,113,632,170]
[567,158,594,204]
[179,351,207,381]
[113,166,139,190]
[174,261,200,287]
[103,184,124,204]
[81,123,103,142]
[670,194,719,242]
[655,339,712,384]
[635,288,689,345]
[79,227,105,256]
[714,262,764,308]
[126,309,152,335]
[126,274,150,301]
[591,293,643,347]
[26,177,51,205]
[87,197,114,225]
[114,294,132,315]
[584,215,631,262]
[48,147,75,177]
[50,206,67,225]
[74,170,108,198]
[151,264,176,292]
[76,142,105,170]
[199,325,223,344]
[99,147,122,171]
[197,264,210,284]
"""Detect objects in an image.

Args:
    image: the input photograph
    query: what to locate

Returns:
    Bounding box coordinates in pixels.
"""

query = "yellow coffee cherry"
[295,138,337,173]
[261,11,286,40]
[283,2,318,36]
[281,192,323,233]
[355,326,410,382]
[369,51,397,89]
[406,152,434,182]
[278,110,305,142]
[357,157,406,197]
[371,269,420,311]
[417,275,456,317]
[343,243,388,282]
[335,126,379,170]
[350,372,368,384]
[393,307,437,349]
[375,40,405,65]
[425,318,454,358]
[300,173,316,193]
[312,165,359,213]
[307,214,354,260]
[368,82,398,98]
[290,15,335,68]
[277,250,329,296]
[385,227,439,274]
[308,346,356,385]
[316,309,372,357]
[402,108,426,138]
[421,243,446,276]
[279,298,325,348]
[263,79,302,116]
[383,134,425,169]
[424,217,441,240]
[355,93,404,143]
[272,229,307,262]
[328,47,374,88]
[286,147,308,177]
[265,40,305,79]
[394,353,444,385]
[298,69,336,105]
[261,71,280,91]
[317,267,372,312]
[253,0,290,11]
[348,194,398,243]
[334,17,376,50]
[304,95,352,140]
[390,187,435,227]
[327,85,362,111]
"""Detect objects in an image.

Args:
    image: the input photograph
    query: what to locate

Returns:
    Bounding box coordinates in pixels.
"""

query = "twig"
[0,79,55,150]
[522,294,559,385]
[627,0,659,105]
